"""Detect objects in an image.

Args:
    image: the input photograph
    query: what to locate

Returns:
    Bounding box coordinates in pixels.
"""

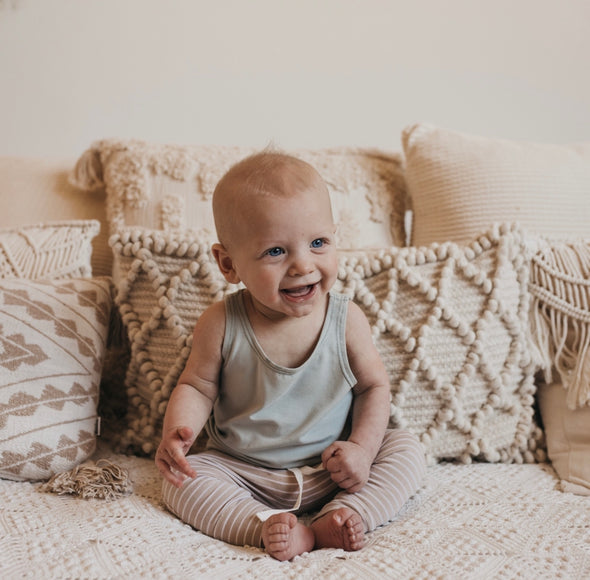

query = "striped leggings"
[162,429,426,549]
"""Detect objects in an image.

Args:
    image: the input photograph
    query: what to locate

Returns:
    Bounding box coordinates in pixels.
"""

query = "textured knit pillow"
[0,221,100,279]
[402,123,590,247]
[334,223,542,464]
[110,229,240,455]
[110,224,542,463]
[72,139,408,248]
[0,278,111,481]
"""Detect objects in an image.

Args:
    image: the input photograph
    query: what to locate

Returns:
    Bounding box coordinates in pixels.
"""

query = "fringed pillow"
[529,238,590,495]
[529,238,590,409]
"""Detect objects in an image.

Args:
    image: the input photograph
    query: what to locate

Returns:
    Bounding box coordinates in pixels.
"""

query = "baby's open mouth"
[281,284,317,298]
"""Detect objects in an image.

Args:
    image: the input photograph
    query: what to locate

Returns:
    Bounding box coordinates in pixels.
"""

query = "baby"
[156,151,426,561]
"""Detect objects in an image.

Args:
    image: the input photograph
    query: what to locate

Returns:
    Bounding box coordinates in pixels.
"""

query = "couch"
[1,123,590,579]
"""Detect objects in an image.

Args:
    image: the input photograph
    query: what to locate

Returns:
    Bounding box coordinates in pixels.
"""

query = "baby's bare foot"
[311,507,365,551]
[261,513,314,561]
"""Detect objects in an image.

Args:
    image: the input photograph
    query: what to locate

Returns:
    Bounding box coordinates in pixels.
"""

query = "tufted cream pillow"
[403,123,590,247]
[110,224,542,463]
[0,278,111,481]
[72,139,408,249]
[0,221,100,279]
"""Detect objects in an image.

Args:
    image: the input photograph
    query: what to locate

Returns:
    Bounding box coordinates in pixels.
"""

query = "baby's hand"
[155,426,198,488]
[321,440,372,494]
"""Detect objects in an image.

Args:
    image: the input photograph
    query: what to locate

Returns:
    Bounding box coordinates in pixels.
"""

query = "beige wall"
[1,0,589,156]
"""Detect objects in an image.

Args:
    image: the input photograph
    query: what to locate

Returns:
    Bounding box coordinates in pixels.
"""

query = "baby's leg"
[162,451,304,550]
[313,429,426,533]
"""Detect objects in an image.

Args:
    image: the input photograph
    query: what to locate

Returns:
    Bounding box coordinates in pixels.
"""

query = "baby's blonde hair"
[212,150,328,248]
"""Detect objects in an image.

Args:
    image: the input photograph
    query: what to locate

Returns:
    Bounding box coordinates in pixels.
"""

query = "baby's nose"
[288,254,314,276]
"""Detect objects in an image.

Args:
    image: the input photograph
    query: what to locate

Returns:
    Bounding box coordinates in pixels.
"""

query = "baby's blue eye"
[311,239,324,249]
[267,247,284,257]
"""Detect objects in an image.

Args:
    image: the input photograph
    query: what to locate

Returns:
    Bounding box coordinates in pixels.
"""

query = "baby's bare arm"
[155,302,225,487]
[322,302,390,492]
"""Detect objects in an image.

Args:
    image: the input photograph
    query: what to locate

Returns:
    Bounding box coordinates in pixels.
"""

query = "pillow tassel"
[68,144,105,192]
[38,459,133,500]
[529,240,590,409]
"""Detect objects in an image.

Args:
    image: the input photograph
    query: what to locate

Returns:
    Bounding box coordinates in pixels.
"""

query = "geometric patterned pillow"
[0,220,100,279]
[110,224,543,464]
[109,229,240,456]
[334,223,543,465]
[0,278,111,481]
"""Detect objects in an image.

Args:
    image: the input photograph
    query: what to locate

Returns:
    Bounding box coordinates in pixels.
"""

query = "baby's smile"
[281,283,318,299]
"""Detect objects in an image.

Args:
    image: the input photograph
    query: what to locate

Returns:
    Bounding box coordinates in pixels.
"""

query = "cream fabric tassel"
[39,460,133,500]
[529,239,590,409]
[68,144,105,191]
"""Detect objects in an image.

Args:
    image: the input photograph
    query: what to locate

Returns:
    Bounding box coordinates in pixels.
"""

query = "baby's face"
[226,182,337,321]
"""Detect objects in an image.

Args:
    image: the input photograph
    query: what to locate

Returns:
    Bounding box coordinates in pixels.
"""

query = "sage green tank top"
[205,290,356,468]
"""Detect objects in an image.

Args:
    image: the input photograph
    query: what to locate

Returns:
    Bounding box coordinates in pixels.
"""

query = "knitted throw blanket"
[529,239,590,409]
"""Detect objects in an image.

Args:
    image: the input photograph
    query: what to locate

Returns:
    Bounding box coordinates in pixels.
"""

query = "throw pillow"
[335,222,542,464]
[71,139,408,248]
[0,220,100,279]
[529,237,590,409]
[538,381,590,495]
[110,224,542,464]
[402,123,590,247]
[0,278,111,481]
[110,229,240,455]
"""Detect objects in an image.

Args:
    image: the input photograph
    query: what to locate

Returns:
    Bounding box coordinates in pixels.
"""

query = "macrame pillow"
[0,278,111,481]
[0,221,100,279]
[529,238,590,409]
[110,229,240,455]
[402,123,590,246]
[334,223,542,464]
[110,224,542,464]
[71,139,408,249]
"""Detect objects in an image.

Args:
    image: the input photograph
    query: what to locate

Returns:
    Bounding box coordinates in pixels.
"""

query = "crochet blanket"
[2,443,589,579]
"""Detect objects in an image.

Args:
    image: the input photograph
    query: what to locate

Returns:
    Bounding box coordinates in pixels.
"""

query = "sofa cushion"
[0,220,100,280]
[538,381,590,495]
[402,123,590,247]
[0,278,111,481]
[110,223,542,463]
[72,139,408,249]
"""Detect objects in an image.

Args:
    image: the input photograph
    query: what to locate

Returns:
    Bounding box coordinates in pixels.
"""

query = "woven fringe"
[38,459,133,500]
[529,239,590,409]
[69,145,105,191]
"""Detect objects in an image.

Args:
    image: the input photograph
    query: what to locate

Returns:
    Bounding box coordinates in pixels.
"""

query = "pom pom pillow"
[109,223,542,464]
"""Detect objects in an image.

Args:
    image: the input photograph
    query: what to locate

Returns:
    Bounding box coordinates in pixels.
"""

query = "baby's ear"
[212,243,241,284]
